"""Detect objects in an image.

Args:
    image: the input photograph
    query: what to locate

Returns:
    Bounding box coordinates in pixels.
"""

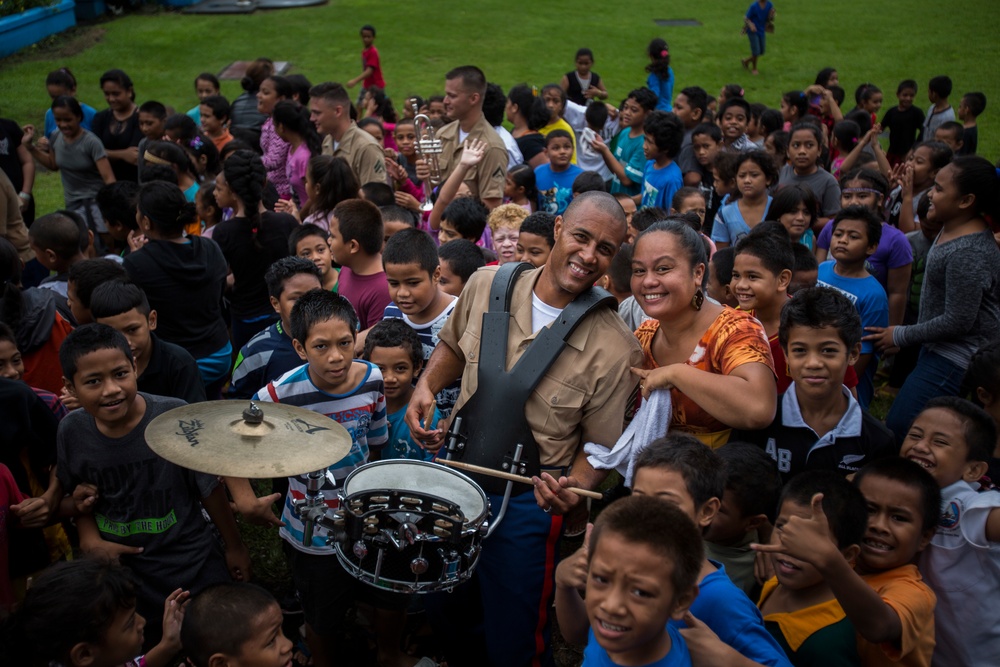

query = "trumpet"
[412,100,443,212]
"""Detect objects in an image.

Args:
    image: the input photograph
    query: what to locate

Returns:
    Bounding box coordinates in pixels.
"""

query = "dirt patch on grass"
[2,25,107,65]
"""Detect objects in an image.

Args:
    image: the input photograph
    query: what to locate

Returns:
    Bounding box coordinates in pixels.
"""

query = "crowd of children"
[0,18,999,667]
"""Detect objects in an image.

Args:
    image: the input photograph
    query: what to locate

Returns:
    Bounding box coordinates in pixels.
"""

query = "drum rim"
[342,459,488,521]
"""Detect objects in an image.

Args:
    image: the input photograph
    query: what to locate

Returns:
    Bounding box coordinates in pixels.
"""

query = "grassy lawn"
[1,0,996,213]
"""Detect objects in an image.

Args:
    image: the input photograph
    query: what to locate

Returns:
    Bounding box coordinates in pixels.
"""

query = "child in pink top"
[273,100,321,208]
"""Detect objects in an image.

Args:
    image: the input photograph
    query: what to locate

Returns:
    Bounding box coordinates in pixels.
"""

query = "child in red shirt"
[348,24,385,92]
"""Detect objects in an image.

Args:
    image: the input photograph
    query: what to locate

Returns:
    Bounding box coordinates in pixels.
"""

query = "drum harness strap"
[444,262,617,501]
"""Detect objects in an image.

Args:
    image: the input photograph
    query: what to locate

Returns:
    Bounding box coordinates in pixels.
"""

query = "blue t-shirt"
[609,129,647,197]
[818,261,889,407]
[641,160,683,210]
[647,69,675,112]
[670,562,794,667]
[44,102,97,137]
[711,196,772,245]
[535,163,583,216]
[382,300,460,417]
[817,262,888,355]
[583,623,691,666]
[385,404,440,461]
[746,1,774,33]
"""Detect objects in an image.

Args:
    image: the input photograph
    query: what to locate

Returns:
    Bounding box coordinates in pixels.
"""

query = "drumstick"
[438,458,604,500]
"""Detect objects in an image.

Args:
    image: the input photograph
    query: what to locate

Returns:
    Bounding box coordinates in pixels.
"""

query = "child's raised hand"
[160,588,190,651]
[414,157,431,182]
[751,493,839,569]
[394,190,421,211]
[21,124,36,144]
[59,387,81,411]
[274,197,300,221]
[459,138,487,168]
[554,523,592,592]
[901,163,914,197]
[127,230,149,253]
[385,156,407,183]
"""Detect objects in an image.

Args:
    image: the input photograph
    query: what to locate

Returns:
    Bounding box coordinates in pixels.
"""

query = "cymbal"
[145,400,352,478]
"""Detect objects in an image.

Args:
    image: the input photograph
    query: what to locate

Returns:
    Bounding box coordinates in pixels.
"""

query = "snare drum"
[335,459,489,593]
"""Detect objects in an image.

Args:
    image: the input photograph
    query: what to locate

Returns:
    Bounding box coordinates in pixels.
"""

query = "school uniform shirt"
[137,334,206,405]
[230,320,303,400]
[383,299,460,416]
[858,565,936,667]
[759,577,861,666]
[256,361,387,555]
[641,160,683,210]
[731,383,895,484]
[608,129,646,197]
[918,481,1000,666]
[436,114,508,202]
[535,163,583,215]
[321,122,386,186]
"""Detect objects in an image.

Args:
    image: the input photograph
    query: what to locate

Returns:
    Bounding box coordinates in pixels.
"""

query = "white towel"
[584,389,671,487]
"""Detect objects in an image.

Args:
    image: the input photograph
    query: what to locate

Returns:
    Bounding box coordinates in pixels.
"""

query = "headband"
[143,151,171,166]
[842,187,882,197]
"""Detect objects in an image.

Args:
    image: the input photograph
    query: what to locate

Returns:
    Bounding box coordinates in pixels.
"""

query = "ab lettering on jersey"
[765,438,791,473]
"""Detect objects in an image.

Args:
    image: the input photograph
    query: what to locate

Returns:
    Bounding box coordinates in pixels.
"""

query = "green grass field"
[1,0,997,213]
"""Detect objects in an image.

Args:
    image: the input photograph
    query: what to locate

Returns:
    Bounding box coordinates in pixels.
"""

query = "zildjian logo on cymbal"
[176,419,206,446]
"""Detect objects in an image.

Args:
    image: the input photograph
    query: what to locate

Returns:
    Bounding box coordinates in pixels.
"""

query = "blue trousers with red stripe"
[425,491,562,667]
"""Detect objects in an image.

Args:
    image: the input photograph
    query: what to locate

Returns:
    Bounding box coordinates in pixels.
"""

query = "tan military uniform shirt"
[0,171,32,263]
[438,265,643,467]
[436,114,508,202]
[321,122,386,185]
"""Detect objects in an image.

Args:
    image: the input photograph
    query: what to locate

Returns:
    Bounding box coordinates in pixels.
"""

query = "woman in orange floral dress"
[630,219,777,447]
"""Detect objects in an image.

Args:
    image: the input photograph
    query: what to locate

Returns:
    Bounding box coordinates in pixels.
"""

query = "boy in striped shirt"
[255,289,387,665]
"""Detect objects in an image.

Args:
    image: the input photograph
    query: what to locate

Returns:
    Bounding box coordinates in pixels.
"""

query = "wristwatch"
[18,191,31,201]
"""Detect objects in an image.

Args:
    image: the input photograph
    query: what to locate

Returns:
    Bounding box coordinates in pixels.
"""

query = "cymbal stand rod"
[486,443,521,537]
